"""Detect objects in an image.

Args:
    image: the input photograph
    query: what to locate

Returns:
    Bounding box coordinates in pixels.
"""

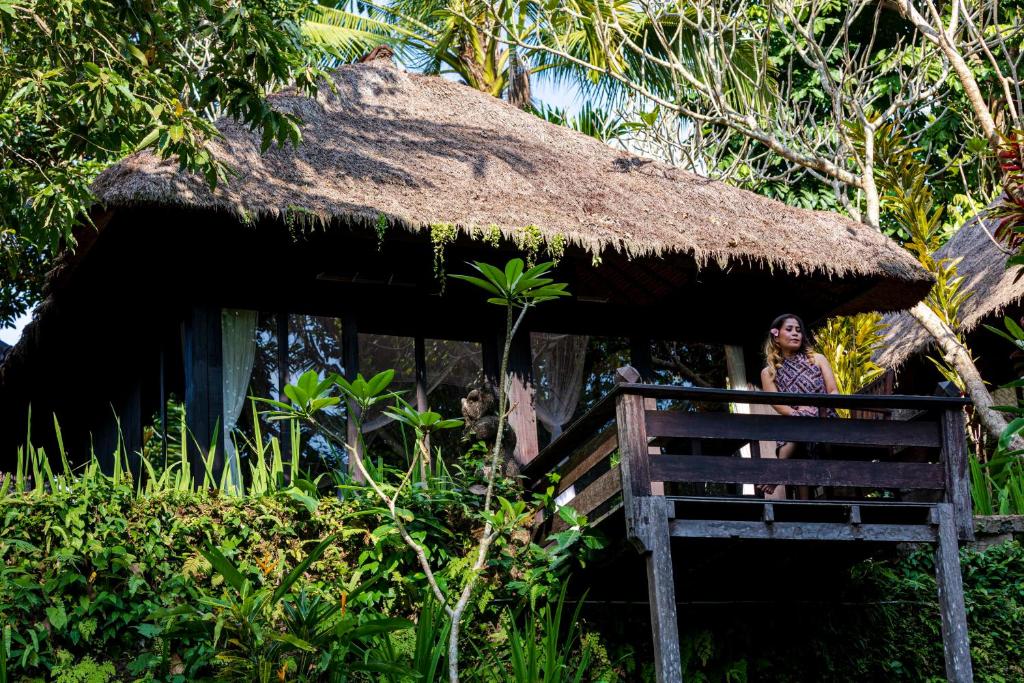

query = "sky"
[1,310,31,346]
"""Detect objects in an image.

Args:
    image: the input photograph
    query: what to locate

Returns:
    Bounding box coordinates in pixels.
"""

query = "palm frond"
[303,4,396,64]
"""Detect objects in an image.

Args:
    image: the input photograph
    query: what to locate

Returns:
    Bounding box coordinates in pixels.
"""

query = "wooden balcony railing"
[524,371,974,541]
[523,367,975,683]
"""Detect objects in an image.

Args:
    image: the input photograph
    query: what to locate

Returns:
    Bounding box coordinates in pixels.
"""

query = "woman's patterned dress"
[774,352,834,454]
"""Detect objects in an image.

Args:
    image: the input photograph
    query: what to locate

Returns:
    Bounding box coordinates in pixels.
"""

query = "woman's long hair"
[763,313,816,381]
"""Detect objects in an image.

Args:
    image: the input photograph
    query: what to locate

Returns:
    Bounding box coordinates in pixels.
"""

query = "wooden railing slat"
[645,411,941,448]
[616,383,969,410]
[555,426,618,494]
[553,465,622,525]
[649,454,945,489]
[525,384,967,482]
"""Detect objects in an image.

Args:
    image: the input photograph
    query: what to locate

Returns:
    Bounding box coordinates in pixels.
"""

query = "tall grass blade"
[969,452,993,515]
[289,420,299,484]
[15,446,25,494]
[53,414,70,481]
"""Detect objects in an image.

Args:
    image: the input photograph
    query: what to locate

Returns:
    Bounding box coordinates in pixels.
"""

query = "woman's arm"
[761,367,797,416]
[815,353,840,394]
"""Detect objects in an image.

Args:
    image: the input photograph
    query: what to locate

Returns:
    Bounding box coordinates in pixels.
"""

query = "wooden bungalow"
[0,55,974,681]
[877,205,1024,397]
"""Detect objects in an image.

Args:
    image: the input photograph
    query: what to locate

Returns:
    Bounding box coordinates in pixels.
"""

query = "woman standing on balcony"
[759,313,839,500]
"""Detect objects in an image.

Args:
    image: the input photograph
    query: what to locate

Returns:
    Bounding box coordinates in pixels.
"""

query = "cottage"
[0,56,974,681]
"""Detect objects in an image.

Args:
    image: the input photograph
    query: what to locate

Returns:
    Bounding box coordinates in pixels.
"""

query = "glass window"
[425,339,482,455]
[288,314,348,472]
[358,333,417,461]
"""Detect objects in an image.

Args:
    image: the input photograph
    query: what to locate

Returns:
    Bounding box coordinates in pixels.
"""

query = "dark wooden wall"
[0,206,913,473]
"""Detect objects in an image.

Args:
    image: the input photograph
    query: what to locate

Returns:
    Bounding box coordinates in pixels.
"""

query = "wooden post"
[615,366,682,682]
[276,312,292,469]
[934,503,974,682]
[615,366,652,517]
[629,337,654,381]
[120,378,143,483]
[629,339,664,493]
[637,496,683,683]
[183,304,224,486]
[940,408,974,540]
[508,330,539,466]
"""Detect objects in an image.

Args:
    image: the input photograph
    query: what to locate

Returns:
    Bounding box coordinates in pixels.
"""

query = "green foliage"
[0,0,324,324]
[967,315,1024,513]
[162,535,415,682]
[814,313,887,402]
[49,654,117,683]
[534,101,629,142]
[876,126,975,390]
[450,259,570,309]
[0,452,599,681]
[501,584,590,683]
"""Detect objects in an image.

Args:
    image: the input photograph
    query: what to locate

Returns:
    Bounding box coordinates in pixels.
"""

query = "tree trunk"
[908,302,1024,451]
[893,0,1000,148]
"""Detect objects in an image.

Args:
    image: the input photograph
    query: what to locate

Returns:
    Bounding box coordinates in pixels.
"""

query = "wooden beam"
[183,305,224,485]
[554,465,621,524]
[934,503,974,682]
[554,425,618,494]
[669,519,937,542]
[940,409,974,541]
[615,383,970,411]
[649,454,945,490]
[645,411,941,448]
[523,383,966,484]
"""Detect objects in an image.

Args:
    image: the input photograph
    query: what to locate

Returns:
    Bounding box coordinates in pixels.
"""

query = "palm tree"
[304,0,762,112]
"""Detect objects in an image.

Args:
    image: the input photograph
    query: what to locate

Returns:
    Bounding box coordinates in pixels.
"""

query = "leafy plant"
[161,534,414,682]
[503,583,591,683]
[0,0,326,324]
[815,313,888,414]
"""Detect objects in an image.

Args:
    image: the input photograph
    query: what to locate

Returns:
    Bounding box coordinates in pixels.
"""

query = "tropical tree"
[0,0,332,326]
[502,0,1024,446]
[307,0,761,113]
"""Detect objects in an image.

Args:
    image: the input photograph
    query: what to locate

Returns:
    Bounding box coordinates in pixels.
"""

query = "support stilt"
[636,497,682,682]
[935,503,973,682]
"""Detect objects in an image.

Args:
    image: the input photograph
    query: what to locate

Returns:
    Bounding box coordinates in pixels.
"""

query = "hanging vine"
[430,222,459,290]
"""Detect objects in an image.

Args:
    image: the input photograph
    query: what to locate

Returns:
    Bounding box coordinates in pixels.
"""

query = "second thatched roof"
[87,56,930,304]
[876,205,1024,370]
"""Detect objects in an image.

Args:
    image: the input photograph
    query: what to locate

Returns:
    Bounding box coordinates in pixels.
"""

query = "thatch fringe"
[87,59,928,288]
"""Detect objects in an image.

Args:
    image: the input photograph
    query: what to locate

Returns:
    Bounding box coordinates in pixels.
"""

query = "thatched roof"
[88,56,929,291]
[876,205,1024,370]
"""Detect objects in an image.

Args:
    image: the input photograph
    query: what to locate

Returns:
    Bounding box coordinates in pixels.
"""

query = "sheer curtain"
[360,337,482,433]
[531,333,589,438]
[222,309,258,488]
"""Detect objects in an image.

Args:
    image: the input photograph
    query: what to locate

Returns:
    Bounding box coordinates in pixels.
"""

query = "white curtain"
[532,333,589,438]
[222,309,258,488]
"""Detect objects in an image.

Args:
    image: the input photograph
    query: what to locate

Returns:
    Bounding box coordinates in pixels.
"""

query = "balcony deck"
[521,367,974,683]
